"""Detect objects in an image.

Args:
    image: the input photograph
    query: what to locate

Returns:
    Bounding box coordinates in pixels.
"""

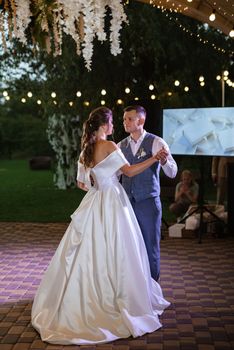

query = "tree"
[0,1,233,186]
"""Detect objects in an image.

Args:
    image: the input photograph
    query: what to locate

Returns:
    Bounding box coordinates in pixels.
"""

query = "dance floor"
[0,222,234,350]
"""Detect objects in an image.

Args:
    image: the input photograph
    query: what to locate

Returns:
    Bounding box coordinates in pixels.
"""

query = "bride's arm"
[106,140,160,178]
[77,181,89,191]
[120,155,159,177]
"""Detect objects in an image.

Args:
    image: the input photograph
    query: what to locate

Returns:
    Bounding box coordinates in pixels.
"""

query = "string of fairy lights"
[1,72,233,108]
[149,0,234,37]
[148,0,234,56]
[1,1,233,108]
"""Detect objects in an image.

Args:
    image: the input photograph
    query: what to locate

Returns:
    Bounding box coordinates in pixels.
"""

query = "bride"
[31,106,170,345]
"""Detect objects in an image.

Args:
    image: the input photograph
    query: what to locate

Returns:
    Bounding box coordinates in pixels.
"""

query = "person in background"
[118,105,177,282]
[211,156,234,205]
[169,169,199,220]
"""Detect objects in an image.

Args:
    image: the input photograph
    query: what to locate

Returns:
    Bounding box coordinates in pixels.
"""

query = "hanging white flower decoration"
[14,0,32,45]
[0,0,127,70]
[109,0,128,56]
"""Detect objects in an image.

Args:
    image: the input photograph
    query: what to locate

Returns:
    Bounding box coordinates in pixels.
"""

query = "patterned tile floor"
[0,222,234,350]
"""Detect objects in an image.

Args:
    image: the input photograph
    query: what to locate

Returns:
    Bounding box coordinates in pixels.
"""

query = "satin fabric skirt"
[31,185,170,345]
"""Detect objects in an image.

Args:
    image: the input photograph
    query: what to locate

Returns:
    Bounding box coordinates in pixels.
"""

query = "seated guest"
[169,170,199,219]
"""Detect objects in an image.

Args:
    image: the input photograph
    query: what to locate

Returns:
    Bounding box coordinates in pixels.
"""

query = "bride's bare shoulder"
[106,141,118,154]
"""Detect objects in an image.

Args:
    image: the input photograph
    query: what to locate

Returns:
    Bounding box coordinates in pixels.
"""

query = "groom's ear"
[138,117,145,126]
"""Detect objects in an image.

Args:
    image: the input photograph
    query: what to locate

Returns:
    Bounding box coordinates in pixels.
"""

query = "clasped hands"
[154,147,168,165]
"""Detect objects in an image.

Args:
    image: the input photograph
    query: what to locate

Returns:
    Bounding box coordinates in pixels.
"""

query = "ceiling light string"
[207,0,234,19]
[150,0,234,37]
[162,12,233,56]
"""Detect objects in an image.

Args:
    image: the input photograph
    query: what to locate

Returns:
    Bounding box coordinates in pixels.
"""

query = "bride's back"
[92,140,116,168]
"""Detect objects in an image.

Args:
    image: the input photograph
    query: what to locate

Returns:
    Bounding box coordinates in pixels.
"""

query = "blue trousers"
[130,196,162,281]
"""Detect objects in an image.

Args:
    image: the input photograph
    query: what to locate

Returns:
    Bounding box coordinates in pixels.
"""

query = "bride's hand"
[155,147,169,164]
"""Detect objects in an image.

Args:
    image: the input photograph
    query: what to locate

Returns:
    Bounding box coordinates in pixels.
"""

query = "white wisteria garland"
[47,114,82,189]
[0,0,128,70]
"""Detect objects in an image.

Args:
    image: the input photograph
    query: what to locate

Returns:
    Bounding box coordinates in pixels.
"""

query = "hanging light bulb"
[229,27,234,38]
[223,70,229,77]
[209,10,216,22]
[116,99,123,105]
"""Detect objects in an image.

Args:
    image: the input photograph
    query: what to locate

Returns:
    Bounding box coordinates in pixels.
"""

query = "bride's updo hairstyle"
[80,107,113,168]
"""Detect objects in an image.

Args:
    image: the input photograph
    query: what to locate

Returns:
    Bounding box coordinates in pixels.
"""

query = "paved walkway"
[0,222,234,350]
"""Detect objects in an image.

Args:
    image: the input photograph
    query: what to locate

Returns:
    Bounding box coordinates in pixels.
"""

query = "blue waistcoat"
[119,133,161,202]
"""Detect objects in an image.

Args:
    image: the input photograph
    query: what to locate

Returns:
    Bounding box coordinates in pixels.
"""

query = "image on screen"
[163,107,234,156]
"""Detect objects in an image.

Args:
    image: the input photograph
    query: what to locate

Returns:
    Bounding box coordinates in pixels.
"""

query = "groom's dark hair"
[124,105,146,117]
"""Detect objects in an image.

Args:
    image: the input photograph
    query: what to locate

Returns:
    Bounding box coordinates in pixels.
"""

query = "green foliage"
[0,1,233,161]
[0,159,85,222]
[0,113,52,158]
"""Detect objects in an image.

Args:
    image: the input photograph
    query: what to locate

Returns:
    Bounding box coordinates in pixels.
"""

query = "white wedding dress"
[31,149,170,345]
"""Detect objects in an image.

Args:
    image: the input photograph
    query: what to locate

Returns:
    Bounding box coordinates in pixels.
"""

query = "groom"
[118,105,177,281]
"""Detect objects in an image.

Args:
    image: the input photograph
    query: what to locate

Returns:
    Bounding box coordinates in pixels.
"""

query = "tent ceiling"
[137,0,234,37]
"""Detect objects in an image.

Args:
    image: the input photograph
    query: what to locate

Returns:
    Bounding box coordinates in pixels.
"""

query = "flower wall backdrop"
[0,0,127,70]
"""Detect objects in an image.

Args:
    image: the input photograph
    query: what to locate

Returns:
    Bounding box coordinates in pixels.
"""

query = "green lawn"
[0,159,216,223]
[0,160,85,222]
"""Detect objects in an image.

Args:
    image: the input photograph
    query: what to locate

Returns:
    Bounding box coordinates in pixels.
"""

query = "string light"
[27,91,33,98]
[116,99,123,105]
[162,12,233,57]
[1,73,233,109]
[229,27,234,38]
[209,10,216,22]
[101,89,106,95]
